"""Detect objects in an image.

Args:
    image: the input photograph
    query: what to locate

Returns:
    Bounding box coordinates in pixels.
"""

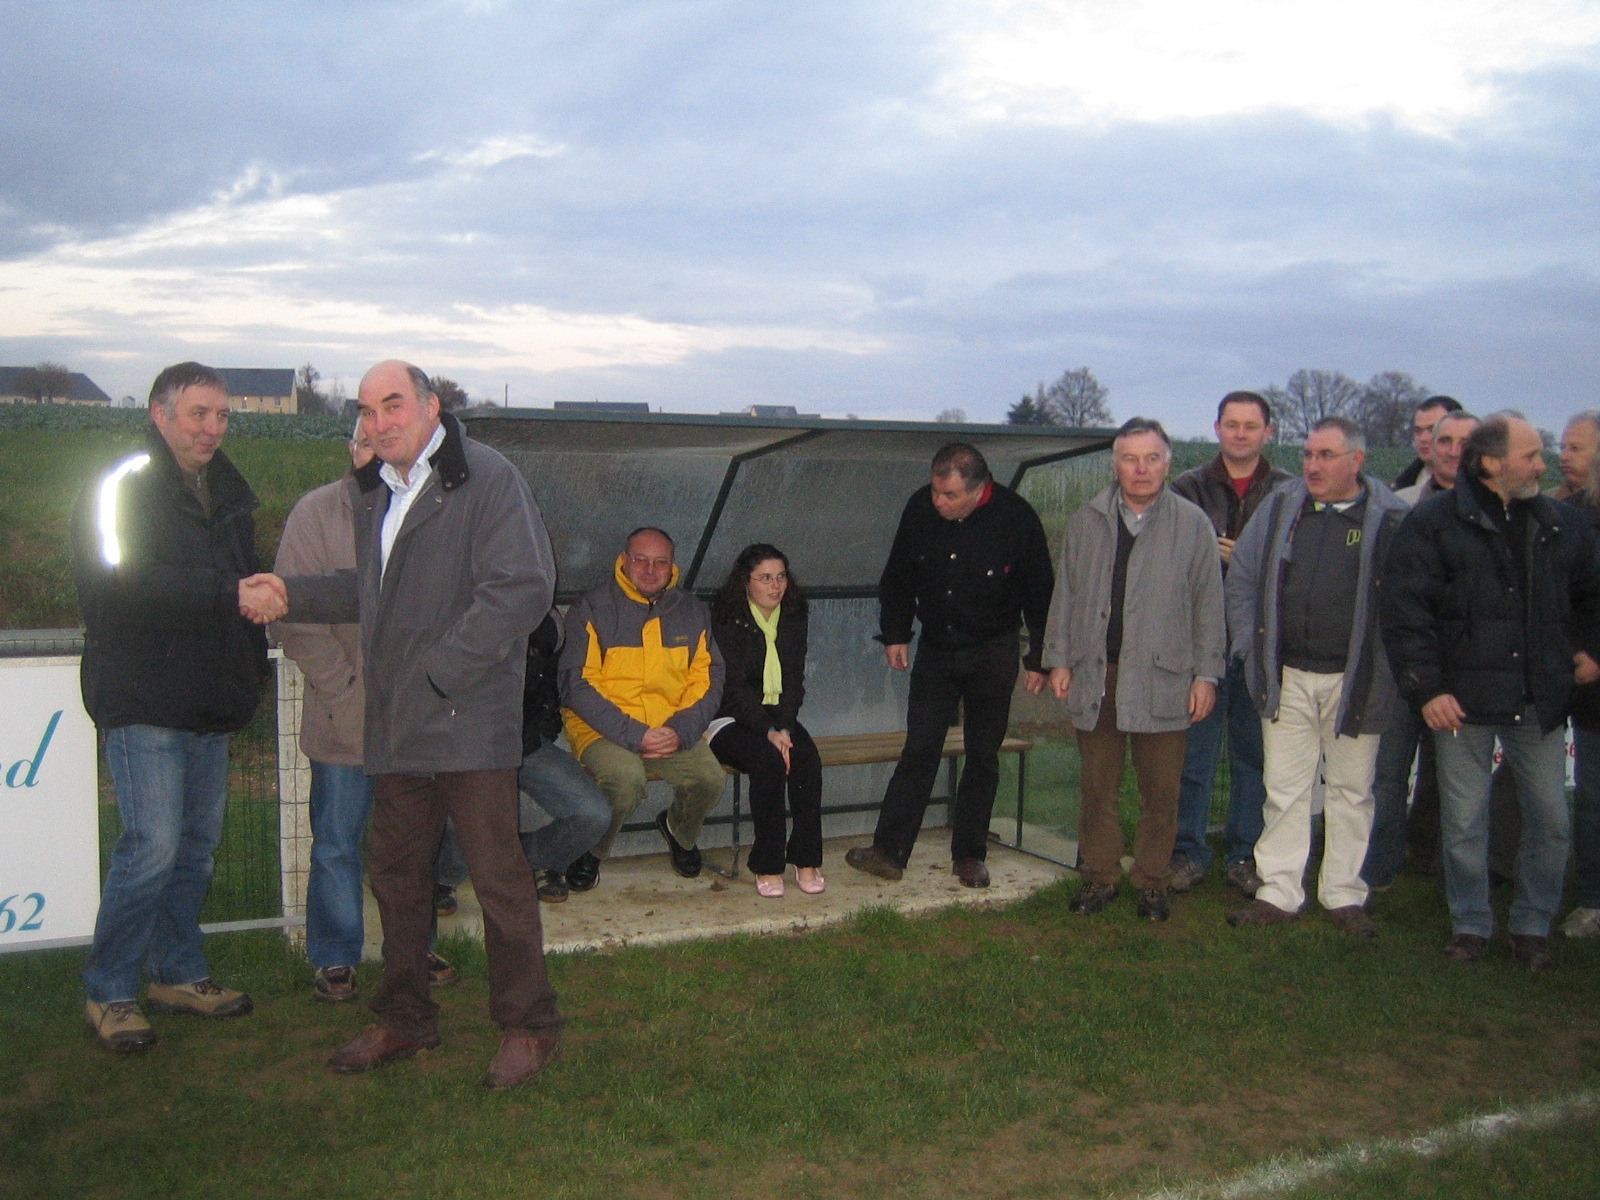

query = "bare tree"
[17,361,75,403]
[935,407,968,424]
[1357,370,1429,448]
[1264,369,1364,443]
[1040,367,1112,427]
[294,362,337,415]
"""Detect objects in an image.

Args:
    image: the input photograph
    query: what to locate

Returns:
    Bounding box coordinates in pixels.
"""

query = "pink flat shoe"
[794,866,826,895]
[756,875,785,898]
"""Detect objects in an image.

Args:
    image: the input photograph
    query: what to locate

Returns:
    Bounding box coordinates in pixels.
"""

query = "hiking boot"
[313,965,359,1003]
[1560,906,1600,939]
[1069,881,1118,915]
[146,979,253,1018]
[535,869,570,902]
[1226,898,1297,927]
[845,844,904,881]
[434,883,458,917]
[427,952,459,988]
[1326,905,1378,939]
[1510,933,1553,974]
[566,851,601,892]
[85,1000,157,1052]
[1136,888,1171,921]
[1225,861,1264,897]
[1443,933,1488,962]
[1167,855,1206,893]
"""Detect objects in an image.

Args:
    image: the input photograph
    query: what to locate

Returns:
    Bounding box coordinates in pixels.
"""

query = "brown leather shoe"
[1326,905,1379,939]
[1226,898,1297,927]
[327,1024,440,1074]
[482,1033,560,1090]
[845,844,904,881]
[1443,933,1488,962]
[953,858,990,888]
[1510,933,1553,974]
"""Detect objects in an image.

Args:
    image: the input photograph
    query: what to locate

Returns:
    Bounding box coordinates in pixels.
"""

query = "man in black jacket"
[1382,413,1600,971]
[1168,390,1292,895]
[846,443,1054,888]
[72,362,264,1052]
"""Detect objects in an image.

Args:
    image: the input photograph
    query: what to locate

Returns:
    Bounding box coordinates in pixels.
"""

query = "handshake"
[239,573,288,624]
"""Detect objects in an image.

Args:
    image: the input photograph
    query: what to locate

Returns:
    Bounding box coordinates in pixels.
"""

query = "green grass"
[2,877,1597,1200]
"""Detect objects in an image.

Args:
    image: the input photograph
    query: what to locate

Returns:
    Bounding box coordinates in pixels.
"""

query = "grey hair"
[1112,416,1172,455]
[1311,415,1365,452]
[148,362,228,414]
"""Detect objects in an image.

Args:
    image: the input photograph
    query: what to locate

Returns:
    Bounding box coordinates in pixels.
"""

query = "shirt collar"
[379,421,447,495]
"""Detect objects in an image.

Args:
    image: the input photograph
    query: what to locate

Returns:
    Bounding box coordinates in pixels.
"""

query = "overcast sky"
[2,0,1596,435]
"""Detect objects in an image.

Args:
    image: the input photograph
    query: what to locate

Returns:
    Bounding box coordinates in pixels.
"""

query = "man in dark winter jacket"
[72,362,264,1052]
[1383,413,1600,972]
[1168,390,1292,896]
[847,443,1054,889]
[258,360,564,1088]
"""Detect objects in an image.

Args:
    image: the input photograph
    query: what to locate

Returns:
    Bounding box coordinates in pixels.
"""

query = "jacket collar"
[355,409,470,494]
[612,553,681,607]
[1205,454,1275,489]
[1452,472,1558,533]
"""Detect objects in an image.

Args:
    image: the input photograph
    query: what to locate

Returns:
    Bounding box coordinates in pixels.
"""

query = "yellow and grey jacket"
[559,556,724,758]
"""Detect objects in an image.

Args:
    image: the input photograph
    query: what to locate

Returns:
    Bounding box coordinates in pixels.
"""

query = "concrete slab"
[364,829,1072,959]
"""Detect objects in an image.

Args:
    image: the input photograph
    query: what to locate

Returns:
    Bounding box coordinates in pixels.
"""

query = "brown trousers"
[1075,665,1189,891]
[370,769,563,1042]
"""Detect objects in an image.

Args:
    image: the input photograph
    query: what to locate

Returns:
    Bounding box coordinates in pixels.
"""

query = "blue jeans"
[1573,727,1600,909]
[305,760,374,969]
[83,725,231,1003]
[1363,703,1424,888]
[516,741,610,871]
[1434,717,1570,938]
[1173,658,1266,871]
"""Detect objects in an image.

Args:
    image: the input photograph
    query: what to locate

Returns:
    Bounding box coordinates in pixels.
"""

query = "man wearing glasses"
[1224,417,1409,936]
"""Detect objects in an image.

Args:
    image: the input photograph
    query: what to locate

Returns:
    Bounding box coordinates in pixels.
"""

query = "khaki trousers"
[580,738,727,858]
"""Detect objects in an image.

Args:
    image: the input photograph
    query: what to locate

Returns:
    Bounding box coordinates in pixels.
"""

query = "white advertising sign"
[0,659,100,949]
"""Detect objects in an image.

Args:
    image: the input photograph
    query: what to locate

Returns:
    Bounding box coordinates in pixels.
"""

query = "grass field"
[1,874,1596,1200]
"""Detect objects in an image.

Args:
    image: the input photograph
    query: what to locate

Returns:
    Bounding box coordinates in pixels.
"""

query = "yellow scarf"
[749,601,782,705]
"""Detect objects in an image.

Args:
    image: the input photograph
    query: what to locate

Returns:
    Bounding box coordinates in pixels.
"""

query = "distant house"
[0,366,113,406]
[720,404,821,419]
[217,368,296,414]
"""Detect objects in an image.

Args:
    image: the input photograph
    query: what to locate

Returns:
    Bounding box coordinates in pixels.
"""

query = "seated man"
[560,528,726,887]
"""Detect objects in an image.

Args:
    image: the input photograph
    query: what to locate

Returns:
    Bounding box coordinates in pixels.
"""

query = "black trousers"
[873,636,1018,867]
[711,719,824,875]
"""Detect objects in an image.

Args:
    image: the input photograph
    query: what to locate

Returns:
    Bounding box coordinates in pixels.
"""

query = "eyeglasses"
[1301,449,1355,463]
[751,573,788,585]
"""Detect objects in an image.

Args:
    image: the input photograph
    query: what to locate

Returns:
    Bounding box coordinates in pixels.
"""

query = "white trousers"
[1256,667,1380,913]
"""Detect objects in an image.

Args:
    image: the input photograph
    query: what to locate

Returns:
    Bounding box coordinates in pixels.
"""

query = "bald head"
[357,360,441,481]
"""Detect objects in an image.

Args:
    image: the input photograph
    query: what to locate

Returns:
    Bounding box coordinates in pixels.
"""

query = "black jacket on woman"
[711,605,807,734]
[1381,475,1600,734]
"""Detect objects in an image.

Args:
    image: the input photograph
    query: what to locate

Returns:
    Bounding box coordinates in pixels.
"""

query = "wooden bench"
[625,728,1034,878]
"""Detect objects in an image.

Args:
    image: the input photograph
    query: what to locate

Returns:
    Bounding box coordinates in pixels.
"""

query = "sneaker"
[427,952,459,988]
[1560,906,1600,939]
[565,851,601,892]
[1326,905,1379,939]
[1167,856,1206,894]
[85,1000,157,1052]
[1068,881,1118,915]
[313,965,359,1003]
[1225,861,1264,897]
[434,884,458,917]
[1226,898,1297,927]
[535,869,570,903]
[146,978,253,1018]
[1136,888,1171,921]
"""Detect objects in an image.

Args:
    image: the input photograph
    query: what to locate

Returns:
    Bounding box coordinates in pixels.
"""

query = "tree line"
[1005,366,1441,447]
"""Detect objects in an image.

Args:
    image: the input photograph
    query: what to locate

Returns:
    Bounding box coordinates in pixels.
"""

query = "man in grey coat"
[1224,417,1409,936]
[246,360,562,1089]
[1042,418,1226,921]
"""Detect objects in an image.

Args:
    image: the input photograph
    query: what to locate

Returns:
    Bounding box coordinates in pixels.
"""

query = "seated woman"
[708,544,824,897]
